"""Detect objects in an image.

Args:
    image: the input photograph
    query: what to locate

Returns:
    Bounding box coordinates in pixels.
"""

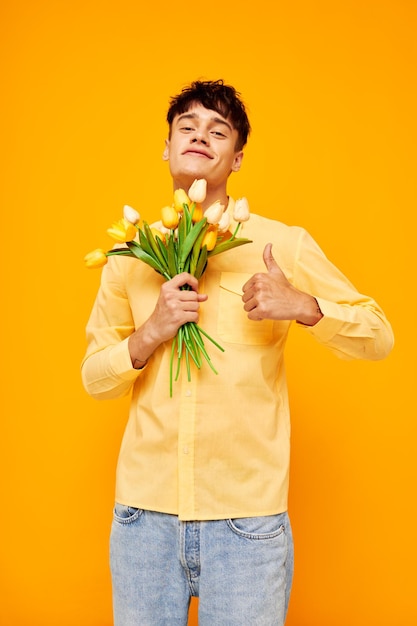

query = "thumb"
[263,243,280,273]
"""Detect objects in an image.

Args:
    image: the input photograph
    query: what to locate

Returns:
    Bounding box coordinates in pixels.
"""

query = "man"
[81,80,393,626]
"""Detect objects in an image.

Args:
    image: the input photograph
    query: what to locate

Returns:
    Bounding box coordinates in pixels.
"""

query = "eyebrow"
[176,112,233,132]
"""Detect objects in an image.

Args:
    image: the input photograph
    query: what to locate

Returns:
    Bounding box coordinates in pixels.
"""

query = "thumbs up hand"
[242,243,323,325]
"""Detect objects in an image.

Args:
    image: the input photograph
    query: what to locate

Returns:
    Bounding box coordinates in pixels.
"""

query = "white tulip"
[233,197,250,222]
[204,200,224,225]
[188,179,207,203]
[123,204,140,224]
[218,210,231,233]
[149,220,171,235]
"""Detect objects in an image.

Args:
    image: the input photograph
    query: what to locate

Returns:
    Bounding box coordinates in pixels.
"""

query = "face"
[163,104,244,198]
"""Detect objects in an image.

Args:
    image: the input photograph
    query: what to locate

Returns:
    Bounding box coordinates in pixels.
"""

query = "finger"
[242,276,255,293]
[263,243,280,273]
[241,287,254,303]
[170,272,199,291]
[178,290,206,303]
[242,296,256,312]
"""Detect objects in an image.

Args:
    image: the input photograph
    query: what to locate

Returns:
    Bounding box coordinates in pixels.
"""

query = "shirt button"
[185,389,192,397]
[183,446,189,454]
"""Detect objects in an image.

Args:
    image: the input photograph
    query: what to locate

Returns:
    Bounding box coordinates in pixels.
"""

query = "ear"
[162,139,170,161]
[231,151,244,172]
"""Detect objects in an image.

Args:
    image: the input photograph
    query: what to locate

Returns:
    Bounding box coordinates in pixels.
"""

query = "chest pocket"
[217,272,273,345]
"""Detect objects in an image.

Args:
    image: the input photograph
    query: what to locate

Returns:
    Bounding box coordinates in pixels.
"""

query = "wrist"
[132,357,148,370]
[128,325,158,369]
[296,295,323,326]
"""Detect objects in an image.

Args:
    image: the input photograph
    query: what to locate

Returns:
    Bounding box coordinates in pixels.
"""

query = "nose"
[191,128,209,145]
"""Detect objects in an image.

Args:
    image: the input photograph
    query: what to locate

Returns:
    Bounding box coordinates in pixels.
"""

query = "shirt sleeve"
[292,228,394,360]
[81,257,145,400]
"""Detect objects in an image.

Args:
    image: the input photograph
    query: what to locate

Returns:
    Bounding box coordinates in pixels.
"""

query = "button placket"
[177,370,198,519]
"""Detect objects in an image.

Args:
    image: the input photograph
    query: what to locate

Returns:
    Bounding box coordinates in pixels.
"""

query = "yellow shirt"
[81,203,394,521]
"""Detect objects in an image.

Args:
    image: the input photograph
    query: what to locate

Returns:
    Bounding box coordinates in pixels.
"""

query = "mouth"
[182,149,213,159]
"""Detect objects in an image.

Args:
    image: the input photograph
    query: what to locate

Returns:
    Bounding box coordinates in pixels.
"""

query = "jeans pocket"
[227,513,287,540]
[113,502,143,524]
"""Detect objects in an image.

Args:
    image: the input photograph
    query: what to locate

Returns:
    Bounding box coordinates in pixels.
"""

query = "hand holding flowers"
[84,179,252,395]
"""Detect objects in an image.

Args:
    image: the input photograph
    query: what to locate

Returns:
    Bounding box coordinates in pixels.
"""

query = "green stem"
[195,324,225,352]
[169,335,177,397]
[185,344,191,381]
[188,324,219,375]
[229,222,242,241]
[175,327,183,381]
[183,324,201,368]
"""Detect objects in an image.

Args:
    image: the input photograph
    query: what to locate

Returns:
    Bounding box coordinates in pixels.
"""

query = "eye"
[211,130,226,138]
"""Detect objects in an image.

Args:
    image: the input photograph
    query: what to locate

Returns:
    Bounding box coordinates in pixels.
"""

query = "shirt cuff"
[300,298,346,342]
[109,338,147,381]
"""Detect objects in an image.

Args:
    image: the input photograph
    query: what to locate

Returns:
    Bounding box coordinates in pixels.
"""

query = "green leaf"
[143,222,169,273]
[138,228,155,256]
[190,222,210,275]
[177,207,188,250]
[207,237,252,257]
[179,218,208,270]
[106,248,137,257]
[194,246,208,279]
[156,234,168,265]
[166,234,178,277]
[126,241,169,278]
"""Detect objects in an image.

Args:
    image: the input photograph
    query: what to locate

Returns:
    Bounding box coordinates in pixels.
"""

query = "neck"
[202,187,228,210]
[172,178,228,210]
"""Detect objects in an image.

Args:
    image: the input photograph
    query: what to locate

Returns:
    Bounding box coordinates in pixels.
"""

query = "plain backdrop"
[1,1,415,624]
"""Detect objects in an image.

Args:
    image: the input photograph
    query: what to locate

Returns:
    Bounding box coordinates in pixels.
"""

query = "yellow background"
[1,1,415,624]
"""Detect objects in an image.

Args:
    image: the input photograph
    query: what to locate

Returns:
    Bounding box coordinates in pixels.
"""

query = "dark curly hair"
[167,79,251,151]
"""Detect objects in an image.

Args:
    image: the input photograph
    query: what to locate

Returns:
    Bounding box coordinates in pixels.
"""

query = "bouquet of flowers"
[84,179,252,395]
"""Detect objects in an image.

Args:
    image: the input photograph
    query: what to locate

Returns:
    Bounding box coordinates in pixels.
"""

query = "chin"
[172,168,209,187]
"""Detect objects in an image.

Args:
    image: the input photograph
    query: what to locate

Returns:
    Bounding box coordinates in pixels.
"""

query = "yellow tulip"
[202,226,218,251]
[161,205,180,229]
[188,178,207,204]
[173,188,190,212]
[84,248,108,269]
[149,220,171,236]
[150,227,166,243]
[107,218,137,243]
[204,200,224,225]
[191,202,204,223]
[233,197,250,222]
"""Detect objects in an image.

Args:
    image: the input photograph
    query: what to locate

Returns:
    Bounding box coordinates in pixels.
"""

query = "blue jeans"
[110,506,294,626]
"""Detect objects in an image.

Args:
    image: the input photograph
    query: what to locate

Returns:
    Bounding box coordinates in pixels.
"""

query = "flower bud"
[161,205,180,230]
[233,197,250,223]
[191,202,204,223]
[149,220,171,236]
[188,178,207,203]
[84,248,108,269]
[204,200,224,225]
[218,210,231,233]
[107,218,137,243]
[201,226,218,251]
[173,188,190,212]
[123,204,140,224]
[150,228,166,244]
